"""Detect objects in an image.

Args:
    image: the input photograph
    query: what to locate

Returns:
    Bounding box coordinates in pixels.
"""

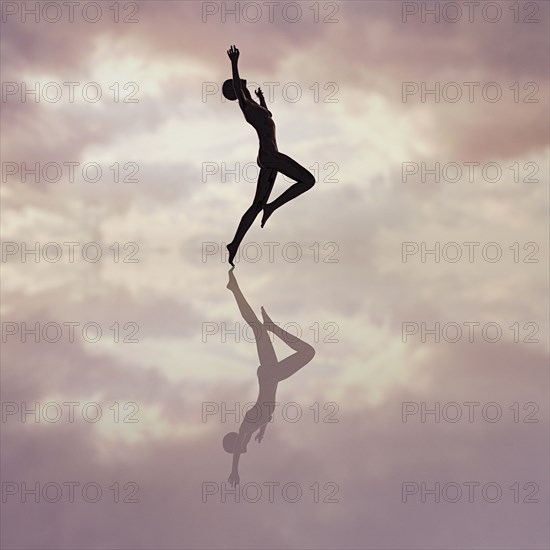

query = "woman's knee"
[303,170,315,189]
[251,198,265,212]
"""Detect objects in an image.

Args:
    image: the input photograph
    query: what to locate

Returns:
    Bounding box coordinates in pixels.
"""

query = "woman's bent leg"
[261,153,315,228]
[227,270,277,365]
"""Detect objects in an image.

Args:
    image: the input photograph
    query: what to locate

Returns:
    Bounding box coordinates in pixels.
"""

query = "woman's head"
[223,431,247,453]
[222,78,248,101]
[222,432,238,452]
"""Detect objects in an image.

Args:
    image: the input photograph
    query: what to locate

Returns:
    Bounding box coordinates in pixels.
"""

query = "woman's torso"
[243,101,278,155]
[242,366,279,429]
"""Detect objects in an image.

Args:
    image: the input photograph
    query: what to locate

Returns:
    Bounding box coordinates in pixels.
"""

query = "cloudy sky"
[1,1,549,548]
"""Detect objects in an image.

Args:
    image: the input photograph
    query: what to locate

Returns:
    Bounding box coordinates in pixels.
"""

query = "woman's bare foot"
[260,306,274,329]
[260,204,274,228]
[226,243,237,266]
[226,267,237,290]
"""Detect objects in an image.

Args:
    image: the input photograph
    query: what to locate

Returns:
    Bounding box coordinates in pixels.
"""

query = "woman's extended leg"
[227,269,277,366]
[227,167,277,266]
[261,152,315,228]
[261,306,315,381]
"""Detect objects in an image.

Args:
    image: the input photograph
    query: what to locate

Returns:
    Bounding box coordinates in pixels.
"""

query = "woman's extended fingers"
[227,45,240,58]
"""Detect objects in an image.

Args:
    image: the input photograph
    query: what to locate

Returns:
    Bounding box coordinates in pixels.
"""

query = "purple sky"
[1,1,549,548]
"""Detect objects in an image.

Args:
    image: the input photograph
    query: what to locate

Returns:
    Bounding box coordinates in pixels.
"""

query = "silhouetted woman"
[224,45,316,266]
[224,268,315,486]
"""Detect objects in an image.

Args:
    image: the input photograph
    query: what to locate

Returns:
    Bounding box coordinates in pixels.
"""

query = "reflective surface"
[1,1,549,549]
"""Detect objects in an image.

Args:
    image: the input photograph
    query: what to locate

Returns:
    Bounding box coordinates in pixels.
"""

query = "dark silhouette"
[224,45,316,266]
[224,268,316,486]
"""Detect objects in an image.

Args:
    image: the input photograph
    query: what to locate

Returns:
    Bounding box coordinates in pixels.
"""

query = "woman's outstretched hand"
[227,45,240,62]
[255,87,264,99]
[228,470,240,487]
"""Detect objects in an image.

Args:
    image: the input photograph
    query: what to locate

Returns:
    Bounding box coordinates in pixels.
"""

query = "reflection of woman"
[224,268,315,486]
[224,45,316,266]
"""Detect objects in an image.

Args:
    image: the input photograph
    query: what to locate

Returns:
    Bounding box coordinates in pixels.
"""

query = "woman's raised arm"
[227,45,246,107]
